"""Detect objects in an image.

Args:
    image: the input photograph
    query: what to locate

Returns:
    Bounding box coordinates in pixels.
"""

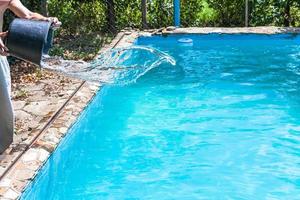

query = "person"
[0,0,60,153]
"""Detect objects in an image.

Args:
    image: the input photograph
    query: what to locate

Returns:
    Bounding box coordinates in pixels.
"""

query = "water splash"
[42,46,176,85]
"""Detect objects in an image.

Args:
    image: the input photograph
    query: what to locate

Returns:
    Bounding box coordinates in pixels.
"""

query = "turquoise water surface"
[22,34,300,199]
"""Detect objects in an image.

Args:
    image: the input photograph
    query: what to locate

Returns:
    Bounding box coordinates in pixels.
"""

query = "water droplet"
[41,46,176,85]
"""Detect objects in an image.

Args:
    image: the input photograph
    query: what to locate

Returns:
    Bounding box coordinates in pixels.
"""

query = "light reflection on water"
[22,34,300,200]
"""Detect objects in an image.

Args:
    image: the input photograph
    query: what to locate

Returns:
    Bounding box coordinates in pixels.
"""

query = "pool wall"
[0,27,300,199]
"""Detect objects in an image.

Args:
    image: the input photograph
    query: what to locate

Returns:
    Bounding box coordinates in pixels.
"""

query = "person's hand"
[46,17,62,28]
[0,32,9,56]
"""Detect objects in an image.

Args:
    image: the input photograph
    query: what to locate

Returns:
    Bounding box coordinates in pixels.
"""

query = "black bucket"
[5,18,54,66]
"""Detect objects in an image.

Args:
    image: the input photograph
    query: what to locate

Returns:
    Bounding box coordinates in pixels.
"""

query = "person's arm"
[8,0,60,25]
[0,0,61,56]
[0,32,9,56]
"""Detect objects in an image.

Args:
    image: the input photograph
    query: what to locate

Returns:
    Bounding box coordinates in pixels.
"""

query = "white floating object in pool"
[178,38,193,43]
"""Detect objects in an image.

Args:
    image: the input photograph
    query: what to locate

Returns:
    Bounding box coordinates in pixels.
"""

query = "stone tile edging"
[155,26,300,35]
[0,82,100,200]
[0,77,83,181]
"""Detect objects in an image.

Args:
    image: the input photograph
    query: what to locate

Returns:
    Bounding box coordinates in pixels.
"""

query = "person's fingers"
[52,17,58,23]
[47,17,61,27]
[0,48,9,56]
[0,39,5,48]
[0,49,9,56]
[0,39,8,52]
[54,21,62,27]
[0,31,7,38]
[0,41,9,52]
[0,33,9,56]
[47,17,55,22]
[3,46,9,52]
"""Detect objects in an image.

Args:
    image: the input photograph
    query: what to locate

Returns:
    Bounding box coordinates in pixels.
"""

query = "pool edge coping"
[156,26,300,35]
[1,26,300,199]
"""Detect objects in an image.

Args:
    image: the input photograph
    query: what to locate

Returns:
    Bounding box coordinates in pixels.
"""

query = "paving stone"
[59,127,68,135]
[0,186,8,197]
[28,83,46,91]
[37,149,50,162]
[33,140,55,153]
[45,126,61,136]
[24,161,40,171]
[0,164,6,173]
[0,179,11,188]
[43,129,60,143]
[21,149,39,163]
[14,111,31,121]
[166,26,176,31]
[3,188,19,200]
[15,168,34,181]
[12,180,28,193]
[12,101,26,110]
[23,101,57,116]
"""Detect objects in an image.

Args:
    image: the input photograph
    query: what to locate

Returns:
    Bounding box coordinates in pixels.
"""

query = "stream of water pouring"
[42,46,176,85]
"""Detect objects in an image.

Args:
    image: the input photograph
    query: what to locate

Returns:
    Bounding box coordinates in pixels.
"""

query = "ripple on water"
[22,34,300,200]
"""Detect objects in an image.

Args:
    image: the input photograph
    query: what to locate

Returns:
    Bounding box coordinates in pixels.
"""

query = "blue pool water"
[22,34,300,199]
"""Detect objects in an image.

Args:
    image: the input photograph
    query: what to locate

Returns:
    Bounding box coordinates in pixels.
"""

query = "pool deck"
[0,26,300,199]
[161,26,300,34]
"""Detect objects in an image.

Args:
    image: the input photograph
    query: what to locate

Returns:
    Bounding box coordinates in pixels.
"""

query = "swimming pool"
[21,34,300,199]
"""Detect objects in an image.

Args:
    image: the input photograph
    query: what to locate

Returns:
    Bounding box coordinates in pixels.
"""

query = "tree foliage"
[206,0,245,26]
[251,0,300,26]
[180,0,204,27]
[4,0,300,34]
